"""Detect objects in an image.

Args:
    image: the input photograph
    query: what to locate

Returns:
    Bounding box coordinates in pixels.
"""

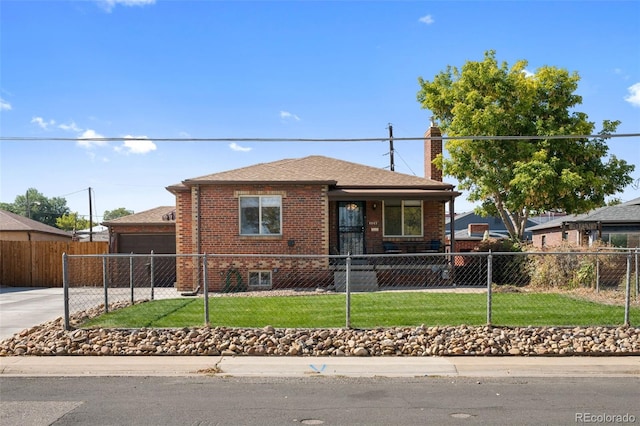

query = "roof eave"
[328,188,461,201]
[181,179,337,186]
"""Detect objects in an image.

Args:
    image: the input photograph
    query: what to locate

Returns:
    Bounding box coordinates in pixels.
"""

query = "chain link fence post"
[129,253,134,305]
[596,248,600,293]
[624,250,631,326]
[635,248,639,302]
[63,252,70,330]
[486,250,493,325]
[203,253,209,327]
[346,253,351,329]
[150,250,155,301]
[102,255,108,314]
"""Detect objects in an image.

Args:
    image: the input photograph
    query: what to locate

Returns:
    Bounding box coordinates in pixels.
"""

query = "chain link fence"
[63,250,640,330]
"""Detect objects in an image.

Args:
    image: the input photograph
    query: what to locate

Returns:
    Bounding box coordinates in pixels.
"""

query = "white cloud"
[31,116,56,130]
[178,131,192,139]
[280,111,300,121]
[229,142,252,152]
[0,98,11,111]
[115,135,157,154]
[58,121,82,132]
[613,68,630,80]
[418,15,434,25]
[99,0,155,12]
[77,129,108,148]
[624,82,640,107]
[522,69,535,78]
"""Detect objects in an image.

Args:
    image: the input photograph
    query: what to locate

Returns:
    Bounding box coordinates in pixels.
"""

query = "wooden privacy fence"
[0,241,108,287]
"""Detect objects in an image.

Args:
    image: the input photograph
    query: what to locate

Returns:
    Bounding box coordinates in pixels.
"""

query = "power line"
[56,188,90,198]
[1,133,639,142]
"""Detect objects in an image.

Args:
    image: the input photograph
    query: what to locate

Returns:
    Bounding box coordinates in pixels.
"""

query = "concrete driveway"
[0,287,64,341]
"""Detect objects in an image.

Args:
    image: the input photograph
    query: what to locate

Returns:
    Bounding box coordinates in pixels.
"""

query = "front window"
[383,200,423,237]
[240,196,281,235]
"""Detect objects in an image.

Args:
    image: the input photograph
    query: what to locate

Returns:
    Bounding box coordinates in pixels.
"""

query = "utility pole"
[88,187,93,242]
[26,190,31,219]
[388,123,395,171]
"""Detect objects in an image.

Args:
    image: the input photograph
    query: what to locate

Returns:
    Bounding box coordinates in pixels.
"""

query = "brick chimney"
[424,120,443,181]
[468,223,489,236]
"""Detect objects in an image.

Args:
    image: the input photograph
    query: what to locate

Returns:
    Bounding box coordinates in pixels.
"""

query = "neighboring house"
[102,206,176,254]
[529,197,640,249]
[102,206,177,287]
[445,212,540,252]
[0,209,72,241]
[73,225,109,242]
[166,125,461,292]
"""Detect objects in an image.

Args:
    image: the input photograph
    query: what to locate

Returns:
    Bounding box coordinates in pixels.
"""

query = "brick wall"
[531,229,582,248]
[174,183,329,291]
[173,183,449,291]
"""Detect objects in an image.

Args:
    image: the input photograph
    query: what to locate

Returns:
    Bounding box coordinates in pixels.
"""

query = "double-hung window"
[240,195,282,235]
[383,200,423,237]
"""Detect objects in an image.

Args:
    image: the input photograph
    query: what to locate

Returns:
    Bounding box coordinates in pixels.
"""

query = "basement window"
[249,271,272,288]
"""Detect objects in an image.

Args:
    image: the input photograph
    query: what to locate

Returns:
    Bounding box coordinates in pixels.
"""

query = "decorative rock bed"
[1,301,638,357]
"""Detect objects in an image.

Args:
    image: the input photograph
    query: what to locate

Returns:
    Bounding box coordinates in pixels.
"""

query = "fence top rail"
[64,250,635,259]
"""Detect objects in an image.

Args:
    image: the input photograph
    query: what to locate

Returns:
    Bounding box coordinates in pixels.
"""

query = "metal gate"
[338,201,365,255]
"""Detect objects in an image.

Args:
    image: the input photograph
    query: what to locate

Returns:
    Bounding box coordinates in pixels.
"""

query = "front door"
[338,201,365,255]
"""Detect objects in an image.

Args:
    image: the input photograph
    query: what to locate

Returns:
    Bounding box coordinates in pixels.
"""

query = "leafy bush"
[473,239,529,286]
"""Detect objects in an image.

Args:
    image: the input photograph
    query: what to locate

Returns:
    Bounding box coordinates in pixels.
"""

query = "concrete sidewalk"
[1,356,638,378]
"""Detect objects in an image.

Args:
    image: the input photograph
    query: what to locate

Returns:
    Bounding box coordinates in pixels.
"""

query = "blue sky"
[1,0,639,221]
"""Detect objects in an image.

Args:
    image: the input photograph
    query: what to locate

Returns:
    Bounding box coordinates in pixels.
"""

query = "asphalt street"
[2,376,639,425]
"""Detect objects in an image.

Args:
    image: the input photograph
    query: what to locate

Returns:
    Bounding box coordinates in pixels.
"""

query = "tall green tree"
[0,188,70,227]
[417,50,634,240]
[56,212,97,231]
[103,207,134,221]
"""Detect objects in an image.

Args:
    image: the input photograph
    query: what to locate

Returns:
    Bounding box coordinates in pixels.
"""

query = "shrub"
[473,239,529,286]
[526,242,614,289]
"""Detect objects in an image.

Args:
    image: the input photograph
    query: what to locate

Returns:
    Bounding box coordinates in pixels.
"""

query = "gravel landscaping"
[1,300,638,357]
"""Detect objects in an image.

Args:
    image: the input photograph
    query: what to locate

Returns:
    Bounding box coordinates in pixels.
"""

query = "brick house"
[529,197,640,249]
[167,125,460,292]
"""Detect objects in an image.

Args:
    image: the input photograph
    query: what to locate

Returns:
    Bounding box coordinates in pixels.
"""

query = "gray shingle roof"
[528,197,640,231]
[0,209,72,237]
[101,206,176,226]
[175,155,454,189]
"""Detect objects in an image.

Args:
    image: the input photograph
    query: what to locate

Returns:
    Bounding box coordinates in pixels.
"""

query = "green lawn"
[81,292,639,329]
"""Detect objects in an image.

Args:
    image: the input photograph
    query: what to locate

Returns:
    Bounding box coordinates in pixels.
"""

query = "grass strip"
[81,292,639,329]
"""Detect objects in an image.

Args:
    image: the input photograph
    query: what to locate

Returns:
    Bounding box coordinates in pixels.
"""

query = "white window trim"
[383,200,424,237]
[239,195,283,236]
[248,270,272,288]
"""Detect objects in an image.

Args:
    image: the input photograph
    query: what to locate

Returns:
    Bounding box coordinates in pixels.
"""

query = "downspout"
[181,187,202,297]
[188,184,202,292]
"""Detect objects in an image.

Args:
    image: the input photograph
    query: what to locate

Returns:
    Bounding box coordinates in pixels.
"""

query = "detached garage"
[102,206,176,287]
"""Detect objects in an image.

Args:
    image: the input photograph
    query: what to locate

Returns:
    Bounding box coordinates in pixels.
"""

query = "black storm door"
[338,201,365,255]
